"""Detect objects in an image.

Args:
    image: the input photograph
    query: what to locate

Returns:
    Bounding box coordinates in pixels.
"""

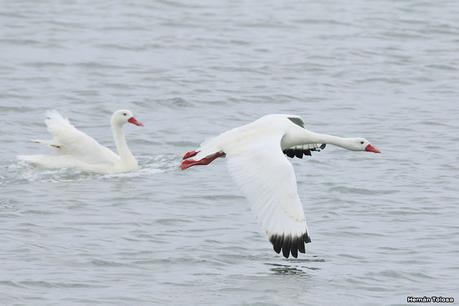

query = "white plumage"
[227,137,310,258]
[181,114,380,258]
[18,110,143,173]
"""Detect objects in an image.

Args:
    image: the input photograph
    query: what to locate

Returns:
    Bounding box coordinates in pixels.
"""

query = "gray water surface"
[1,0,459,305]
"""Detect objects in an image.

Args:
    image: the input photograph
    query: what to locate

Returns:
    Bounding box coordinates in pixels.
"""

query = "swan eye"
[360,141,364,145]
[123,113,127,116]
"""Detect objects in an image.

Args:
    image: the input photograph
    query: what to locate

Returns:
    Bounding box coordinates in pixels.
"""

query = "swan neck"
[294,130,351,149]
[112,123,135,162]
[308,132,348,147]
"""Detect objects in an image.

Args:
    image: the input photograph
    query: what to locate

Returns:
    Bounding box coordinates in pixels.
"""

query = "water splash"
[3,154,178,185]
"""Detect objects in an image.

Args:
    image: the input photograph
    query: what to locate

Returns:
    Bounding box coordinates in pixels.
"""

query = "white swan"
[180,114,380,258]
[18,110,143,173]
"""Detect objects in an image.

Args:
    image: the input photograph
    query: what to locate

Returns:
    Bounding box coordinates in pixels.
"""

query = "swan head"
[111,110,143,127]
[345,137,380,153]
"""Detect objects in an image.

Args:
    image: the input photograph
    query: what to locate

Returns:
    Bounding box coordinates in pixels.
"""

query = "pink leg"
[180,151,226,170]
[183,150,199,160]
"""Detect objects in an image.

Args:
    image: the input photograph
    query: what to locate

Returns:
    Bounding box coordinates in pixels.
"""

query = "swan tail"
[17,154,72,169]
[17,154,110,172]
[188,137,222,160]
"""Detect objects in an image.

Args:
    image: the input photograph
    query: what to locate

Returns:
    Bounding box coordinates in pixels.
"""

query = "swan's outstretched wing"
[226,136,311,258]
[43,110,118,164]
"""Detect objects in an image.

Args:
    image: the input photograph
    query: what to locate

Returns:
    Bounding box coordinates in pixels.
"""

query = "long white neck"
[111,123,136,164]
[284,129,353,150]
[305,131,350,148]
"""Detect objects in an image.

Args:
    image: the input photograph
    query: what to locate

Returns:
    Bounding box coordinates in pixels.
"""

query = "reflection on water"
[266,263,319,275]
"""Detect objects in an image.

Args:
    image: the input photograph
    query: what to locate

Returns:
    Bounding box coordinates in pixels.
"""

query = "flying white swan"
[18,110,143,173]
[180,114,380,258]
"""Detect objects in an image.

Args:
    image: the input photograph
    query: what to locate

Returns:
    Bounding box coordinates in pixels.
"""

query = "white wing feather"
[44,110,118,164]
[226,136,311,258]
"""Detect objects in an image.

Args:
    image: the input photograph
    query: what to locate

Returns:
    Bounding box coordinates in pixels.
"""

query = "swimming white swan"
[181,114,380,258]
[18,110,143,173]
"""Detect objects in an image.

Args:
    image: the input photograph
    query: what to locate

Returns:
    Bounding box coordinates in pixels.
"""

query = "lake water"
[1,0,458,305]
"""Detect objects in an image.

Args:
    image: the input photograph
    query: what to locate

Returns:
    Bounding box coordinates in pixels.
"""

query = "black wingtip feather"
[270,235,282,254]
[298,239,306,253]
[283,150,295,158]
[304,232,312,243]
[282,236,291,258]
[294,149,303,159]
[284,144,326,159]
[291,241,298,258]
[269,232,310,258]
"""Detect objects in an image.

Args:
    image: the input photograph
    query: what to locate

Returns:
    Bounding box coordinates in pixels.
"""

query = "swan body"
[181,114,380,258]
[18,110,143,173]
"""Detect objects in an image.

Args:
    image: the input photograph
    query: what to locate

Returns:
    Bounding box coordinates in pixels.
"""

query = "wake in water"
[5,154,178,185]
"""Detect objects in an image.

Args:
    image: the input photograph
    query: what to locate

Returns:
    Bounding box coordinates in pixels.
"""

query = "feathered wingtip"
[44,110,72,129]
[283,144,326,159]
[45,109,65,122]
[269,232,311,258]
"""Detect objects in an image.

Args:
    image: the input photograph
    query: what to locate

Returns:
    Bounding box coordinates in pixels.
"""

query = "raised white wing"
[226,136,311,258]
[44,110,118,164]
